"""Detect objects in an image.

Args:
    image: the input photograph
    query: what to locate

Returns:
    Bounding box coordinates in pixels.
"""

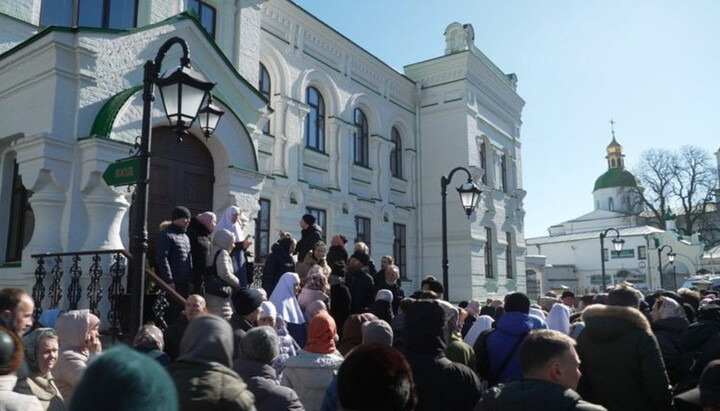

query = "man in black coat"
[403,300,481,411]
[476,330,606,411]
[261,237,296,296]
[346,252,375,315]
[186,213,215,294]
[295,213,322,262]
[155,206,193,297]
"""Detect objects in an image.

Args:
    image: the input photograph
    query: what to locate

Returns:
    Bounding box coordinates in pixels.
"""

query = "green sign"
[611,249,635,259]
[102,157,140,186]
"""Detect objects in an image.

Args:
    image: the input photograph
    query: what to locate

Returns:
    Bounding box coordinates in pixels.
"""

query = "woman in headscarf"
[262,236,296,296]
[167,316,255,411]
[463,315,495,347]
[281,311,344,411]
[297,267,330,313]
[205,228,242,320]
[257,301,299,379]
[546,303,571,335]
[214,206,253,287]
[460,300,481,338]
[187,211,216,294]
[368,289,394,324]
[651,296,690,385]
[22,328,65,411]
[338,313,377,356]
[269,272,307,348]
[295,241,332,282]
[53,310,102,406]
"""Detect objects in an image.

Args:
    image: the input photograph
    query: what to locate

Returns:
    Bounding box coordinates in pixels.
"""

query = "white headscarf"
[269,272,305,325]
[463,315,494,346]
[546,303,571,335]
[529,307,546,320]
[214,206,243,242]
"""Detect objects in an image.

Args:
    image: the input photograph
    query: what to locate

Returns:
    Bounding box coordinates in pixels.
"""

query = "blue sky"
[292,0,720,238]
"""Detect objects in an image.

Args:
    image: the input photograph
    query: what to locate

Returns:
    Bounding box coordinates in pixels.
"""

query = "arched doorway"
[131,127,214,264]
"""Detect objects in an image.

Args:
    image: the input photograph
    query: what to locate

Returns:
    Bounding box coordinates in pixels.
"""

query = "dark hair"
[607,286,639,308]
[0,288,29,314]
[579,294,596,307]
[313,241,327,251]
[398,298,415,315]
[339,344,416,411]
[0,326,23,375]
[426,280,444,295]
[504,292,530,314]
[519,330,575,376]
[410,290,438,300]
[678,289,701,311]
[561,291,575,299]
[331,260,346,278]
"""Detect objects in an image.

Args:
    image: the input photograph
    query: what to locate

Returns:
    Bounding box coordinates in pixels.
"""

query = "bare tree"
[631,146,718,238]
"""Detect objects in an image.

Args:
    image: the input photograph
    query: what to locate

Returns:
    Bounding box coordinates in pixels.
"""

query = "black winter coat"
[329,280,351,338]
[577,305,672,411]
[187,217,212,289]
[346,267,375,315]
[295,225,322,263]
[326,245,348,268]
[677,306,720,390]
[652,316,689,385]
[404,300,482,411]
[262,239,295,296]
[375,280,405,315]
[476,379,607,411]
[155,223,193,284]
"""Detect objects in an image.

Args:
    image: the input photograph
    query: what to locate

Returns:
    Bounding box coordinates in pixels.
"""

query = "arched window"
[304,87,325,151]
[353,108,369,166]
[609,197,614,211]
[258,63,271,134]
[390,126,402,178]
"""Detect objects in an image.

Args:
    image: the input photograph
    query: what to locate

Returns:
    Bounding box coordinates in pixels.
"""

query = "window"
[500,154,508,193]
[187,0,216,38]
[608,197,614,211]
[5,161,34,262]
[355,217,371,250]
[305,207,326,242]
[353,108,369,166]
[393,224,407,280]
[254,199,271,261]
[390,127,402,178]
[484,227,494,278]
[40,0,137,29]
[304,87,325,151]
[506,232,514,279]
[259,63,271,135]
[480,141,487,184]
[638,246,647,260]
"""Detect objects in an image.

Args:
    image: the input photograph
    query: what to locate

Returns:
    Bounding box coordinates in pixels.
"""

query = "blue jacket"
[487,312,534,384]
[155,224,193,285]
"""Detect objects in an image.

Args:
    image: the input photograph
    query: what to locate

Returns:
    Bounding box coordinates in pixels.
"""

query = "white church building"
[0,0,526,309]
[527,135,704,295]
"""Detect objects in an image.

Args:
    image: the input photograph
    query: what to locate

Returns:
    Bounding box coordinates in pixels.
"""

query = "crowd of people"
[0,204,719,410]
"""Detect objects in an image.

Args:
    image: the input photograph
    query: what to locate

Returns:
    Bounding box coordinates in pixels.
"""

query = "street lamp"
[130,37,222,336]
[599,228,624,291]
[441,166,483,301]
[657,244,676,290]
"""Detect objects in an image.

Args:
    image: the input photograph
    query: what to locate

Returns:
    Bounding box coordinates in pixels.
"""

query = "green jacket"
[577,305,672,411]
[168,361,256,411]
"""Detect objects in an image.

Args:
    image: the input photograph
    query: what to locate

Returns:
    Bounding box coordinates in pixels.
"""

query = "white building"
[0,0,525,308]
[527,136,704,294]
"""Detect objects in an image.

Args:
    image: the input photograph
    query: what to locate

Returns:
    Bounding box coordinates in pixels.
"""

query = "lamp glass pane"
[612,238,624,252]
[158,82,180,124]
[179,82,208,120]
[668,253,676,263]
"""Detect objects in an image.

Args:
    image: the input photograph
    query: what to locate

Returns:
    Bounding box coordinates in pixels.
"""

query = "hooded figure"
[0,327,43,411]
[368,289,394,324]
[281,311,343,411]
[233,327,304,411]
[69,345,177,411]
[262,237,296,296]
[338,313,377,356]
[205,228,242,319]
[167,316,255,411]
[297,272,329,314]
[463,315,494,347]
[546,303,572,335]
[403,300,481,411]
[269,273,307,348]
[53,310,101,405]
[437,300,476,369]
[21,328,64,411]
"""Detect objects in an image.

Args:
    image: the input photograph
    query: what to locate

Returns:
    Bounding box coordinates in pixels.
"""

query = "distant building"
[527,135,704,294]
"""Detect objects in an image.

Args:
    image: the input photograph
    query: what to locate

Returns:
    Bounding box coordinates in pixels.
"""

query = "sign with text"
[102,157,140,186]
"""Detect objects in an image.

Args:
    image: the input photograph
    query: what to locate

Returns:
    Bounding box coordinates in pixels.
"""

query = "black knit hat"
[171,206,191,221]
[232,288,264,316]
[302,213,316,226]
[350,251,370,266]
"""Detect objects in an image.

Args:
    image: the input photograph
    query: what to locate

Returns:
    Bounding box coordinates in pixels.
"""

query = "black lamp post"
[599,228,624,291]
[130,37,222,335]
[657,244,676,290]
[441,166,482,301]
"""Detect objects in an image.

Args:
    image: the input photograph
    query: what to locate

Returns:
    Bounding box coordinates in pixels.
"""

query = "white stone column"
[271,97,289,175]
[233,0,266,86]
[281,100,309,181]
[372,135,392,201]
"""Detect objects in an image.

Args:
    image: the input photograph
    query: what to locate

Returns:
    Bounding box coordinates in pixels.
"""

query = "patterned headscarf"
[304,272,329,293]
[22,328,58,376]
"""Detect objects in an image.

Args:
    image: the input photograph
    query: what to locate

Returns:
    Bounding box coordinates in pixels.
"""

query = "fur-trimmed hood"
[581,304,652,341]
